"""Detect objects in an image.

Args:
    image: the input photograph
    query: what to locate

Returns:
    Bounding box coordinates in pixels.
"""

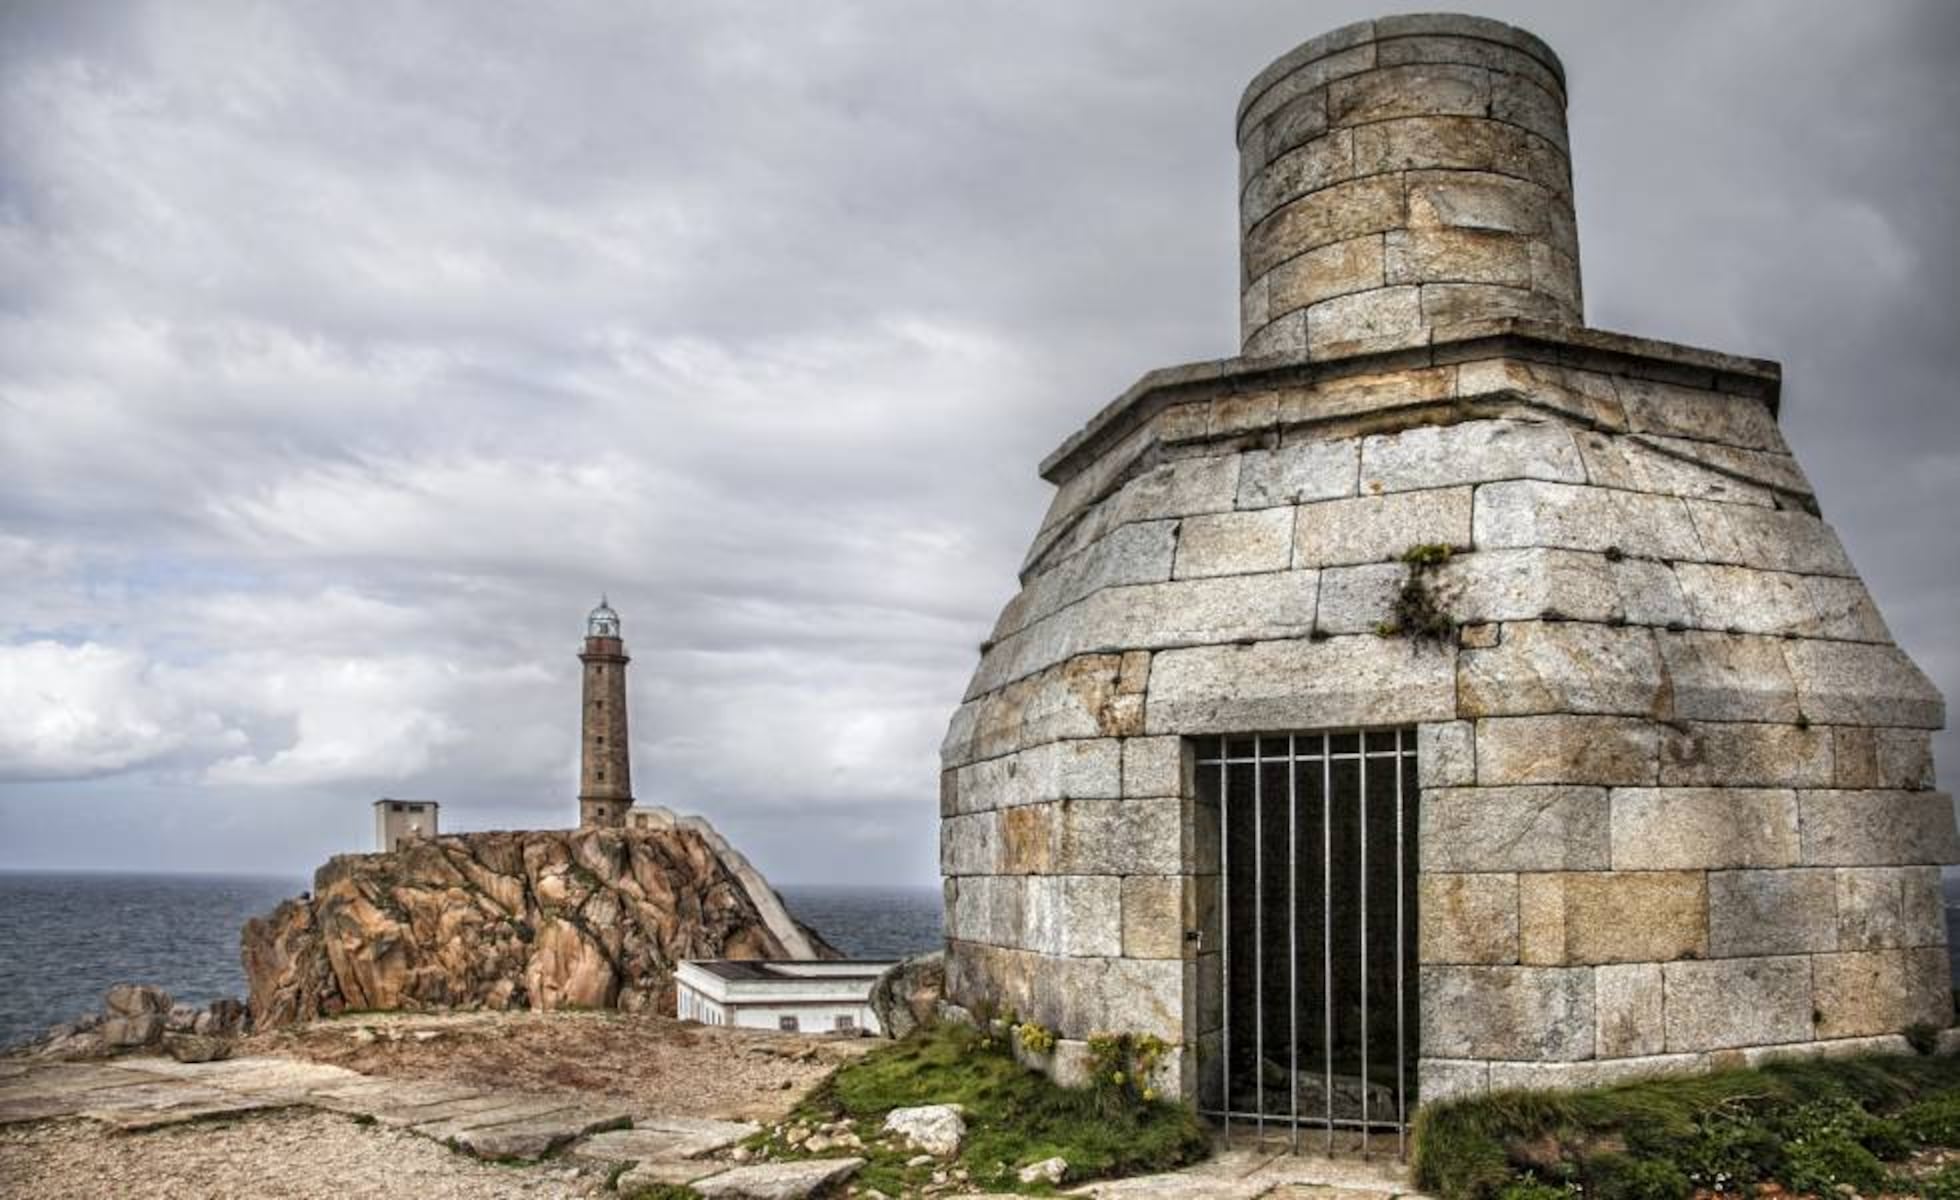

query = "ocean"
[0,872,943,1048]
[2,872,1953,1050]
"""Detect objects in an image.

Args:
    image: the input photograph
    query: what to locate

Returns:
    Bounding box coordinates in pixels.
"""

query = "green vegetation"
[750,1022,1208,1196]
[1376,543,1457,645]
[1413,1052,1960,1200]
[616,1184,700,1200]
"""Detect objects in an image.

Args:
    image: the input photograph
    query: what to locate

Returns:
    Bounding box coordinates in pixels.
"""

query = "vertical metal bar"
[1396,728,1408,1161]
[1254,741,1265,1145]
[1219,754,1230,1145]
[1322,732,1333,1157]
[1288,734,1299,1154]
[1360,732,1369,1157]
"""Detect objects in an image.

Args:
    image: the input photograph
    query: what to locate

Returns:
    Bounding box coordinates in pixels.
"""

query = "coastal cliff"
[242,816,835,1029]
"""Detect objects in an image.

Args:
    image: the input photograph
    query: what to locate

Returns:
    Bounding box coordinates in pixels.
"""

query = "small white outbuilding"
[675,959,896,1035]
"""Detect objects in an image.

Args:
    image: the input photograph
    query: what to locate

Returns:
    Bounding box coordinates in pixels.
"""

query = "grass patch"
[1413,1052,1960,1200]
[750,1022,1208,1195]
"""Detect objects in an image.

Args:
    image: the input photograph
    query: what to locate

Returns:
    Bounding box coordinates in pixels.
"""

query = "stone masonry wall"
[1238,15,1582,357]
[941,327,1954,1104]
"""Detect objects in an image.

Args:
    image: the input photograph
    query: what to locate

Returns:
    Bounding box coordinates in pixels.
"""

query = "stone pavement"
[0,1055,753,1167]
[1,1055,1429,1198]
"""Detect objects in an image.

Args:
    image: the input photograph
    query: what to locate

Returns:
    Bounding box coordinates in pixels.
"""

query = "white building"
[373,798,439,852]
[674,960,896,1035]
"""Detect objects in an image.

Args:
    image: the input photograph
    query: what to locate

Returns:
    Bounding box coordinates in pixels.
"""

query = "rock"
[193,998,249,1037]
[905,1155,934,1169]
[99,1013,165,1049]
[163,1033,234,1063]
[239,824,841,1029]
[691,1158,864,1200]
[1017,1157,1069,1186]
[164,1003,200,1032]
[103,983,172,1018]
[881,1104,965,1157]
[869,954,945,1041]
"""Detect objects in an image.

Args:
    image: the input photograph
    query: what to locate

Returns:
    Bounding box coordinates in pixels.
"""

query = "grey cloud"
[1,1,1954,883]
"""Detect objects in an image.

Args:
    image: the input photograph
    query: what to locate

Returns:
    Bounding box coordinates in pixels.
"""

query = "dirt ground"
[239,1008,876,1122]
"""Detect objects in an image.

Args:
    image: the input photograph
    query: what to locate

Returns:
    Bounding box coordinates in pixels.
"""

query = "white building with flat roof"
[373,798,439,852]
[675,959,896,1035]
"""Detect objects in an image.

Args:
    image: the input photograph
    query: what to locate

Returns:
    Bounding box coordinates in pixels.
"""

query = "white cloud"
[0,641,240,780]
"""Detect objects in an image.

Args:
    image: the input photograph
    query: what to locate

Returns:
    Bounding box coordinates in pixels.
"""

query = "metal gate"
[1194,730,1419,1156]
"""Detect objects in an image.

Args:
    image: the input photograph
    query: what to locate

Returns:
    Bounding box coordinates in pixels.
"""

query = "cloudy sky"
[2,2,1955,888]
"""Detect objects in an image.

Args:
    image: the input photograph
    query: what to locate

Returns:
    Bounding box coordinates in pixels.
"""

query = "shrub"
[1900,1089,1960,1146]
[1582,1152,1689,1200]
[1015,1022,1055,1056]
[1779,1135,1891,1197]
[1921,1162,1960,1200]
[1493,1176,1568,1200]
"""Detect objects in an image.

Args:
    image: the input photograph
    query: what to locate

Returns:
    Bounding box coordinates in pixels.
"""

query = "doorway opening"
[1194,729,1420,1156]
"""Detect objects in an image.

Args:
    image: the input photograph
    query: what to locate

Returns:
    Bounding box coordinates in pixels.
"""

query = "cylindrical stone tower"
[1238,14,1582,357]
[578,598,632,828]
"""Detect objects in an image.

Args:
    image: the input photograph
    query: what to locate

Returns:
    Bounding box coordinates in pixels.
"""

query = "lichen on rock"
[241,823,836,1029]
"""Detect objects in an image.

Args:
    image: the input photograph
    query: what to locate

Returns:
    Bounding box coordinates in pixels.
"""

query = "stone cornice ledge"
[1038,319,1783,486]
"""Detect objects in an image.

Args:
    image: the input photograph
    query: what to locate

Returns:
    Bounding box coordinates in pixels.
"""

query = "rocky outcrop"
[7,985,249,1061]
[241,823,836,1030]
[870,952,945,1040]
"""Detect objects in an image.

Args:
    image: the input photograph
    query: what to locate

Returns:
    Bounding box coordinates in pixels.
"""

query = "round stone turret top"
[1238,13,1582,358]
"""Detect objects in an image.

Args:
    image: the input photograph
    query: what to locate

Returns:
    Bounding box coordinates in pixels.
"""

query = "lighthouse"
[577,598,633,828]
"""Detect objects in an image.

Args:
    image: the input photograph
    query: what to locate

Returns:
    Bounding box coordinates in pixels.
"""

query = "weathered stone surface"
[1419,874,1518,964]
[994,522,1178,640]
[1306,285,1424,357]
[1457,622,1664,717]
[1420,966,1593,1060]
[1783,640,1945,730]
[1574,432,1773,507]
[1684,501,1854,577]
[1121,876,1185,960]
[1440,548,1690,628]
[1329,62,1490,126]
[1475,716,1658,786]
[950,740,1122,815]
[1832,727,1937,791]
[1025,876,1121,957]
[970,570,1321,697]
[451,1106,630,1161]
[1246,176,1406,279]
[1663,957,1813,1052]
[1660,722,1833,788]
[162,1034,233,1064]
[1421,786,1609,872]
[1455,357,1622,428]
[940,812,997,876]
[104,984,172,1019]
[1057,797,1182,876]
[942,655,1149,768]
[1385,227,1531,287]
[1608,788,1799,869]
[242,824,831,1029]
[1264,234,1384,317]
[1798,790,1960,866]
[1294,486,1472,568]
[1473,480,1702,560]
[1812,949,1953,1040]
[1417,720,1476,787]
[1834,867,1946,952]
[1311,561,1407,634]
[1406,170,1555,239]
[1236,438,1360,508]
[1361,419,1585,494]
[1423,282,1565,326]
[1639,436,1811,499]
[1655,632,1801,723]
[870,954,945,1041]
[1418,1058,1491,1105]
[1615,376,1784,451]
[1595,963,1664,1059]
[1242,132,1357,230]
[616,1161,728,1190]
[1518,872,1706,965]
[883,1104,966,1157]
[1122,736,1182,798]
[1673,564,1890,643]
[1145,635,1456,735]
[692,1157,865,1200]
[1174,508,1294,578]
[1706,869,1836,958]
[99,1014,165,1049]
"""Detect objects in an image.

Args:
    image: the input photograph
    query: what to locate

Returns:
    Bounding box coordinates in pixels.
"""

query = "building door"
[1194,729,1419,1155]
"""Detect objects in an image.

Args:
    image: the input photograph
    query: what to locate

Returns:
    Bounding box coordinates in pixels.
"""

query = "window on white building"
[779,1015,799,1032]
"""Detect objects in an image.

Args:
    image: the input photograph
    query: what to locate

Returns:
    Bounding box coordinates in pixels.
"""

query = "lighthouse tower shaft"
[578,603,632,828]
